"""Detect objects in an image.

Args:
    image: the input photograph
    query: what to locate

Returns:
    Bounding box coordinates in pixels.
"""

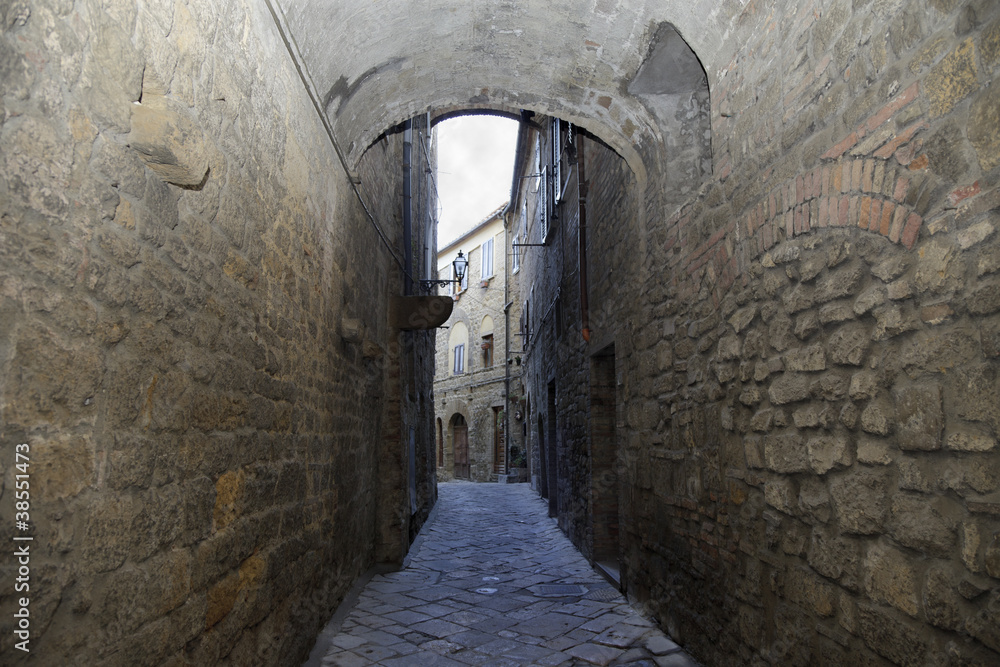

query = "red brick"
[832,163,843,192]
[894,141,919,166]
[874,121,929,159]
[863,82,920,134]
[822,132,858,160]
[818,196,829,228]
[838,196,850,226]
[785,210,794,238]
[821,166,831,197]
[842,162,852,193]
[869,199,883,232]
[813,169,823,198]
[901,212,922,248]
[948,181,980,207]
[880,202,895,236]
[889,206,908,243]
[797,175,805,204]
[862,160,874,192]
[851,160,864,190]
[909,153,929,171]
[860,196,872,229]
[893,176,910,203]
[850,196,859,227]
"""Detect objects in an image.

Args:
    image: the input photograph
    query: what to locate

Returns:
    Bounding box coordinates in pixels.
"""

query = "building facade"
[434,206,525,483]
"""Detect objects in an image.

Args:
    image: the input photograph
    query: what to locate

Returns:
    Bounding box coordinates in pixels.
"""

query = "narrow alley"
[306,483,696,667]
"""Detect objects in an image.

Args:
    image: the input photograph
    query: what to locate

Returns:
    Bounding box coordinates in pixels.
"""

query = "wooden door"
[454,424,469,479]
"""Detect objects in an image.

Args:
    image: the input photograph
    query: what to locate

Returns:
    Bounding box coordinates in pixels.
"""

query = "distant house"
[434,204,525,482]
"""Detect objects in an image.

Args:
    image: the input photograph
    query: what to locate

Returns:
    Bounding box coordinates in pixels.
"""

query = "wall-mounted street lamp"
[420,251,468,293]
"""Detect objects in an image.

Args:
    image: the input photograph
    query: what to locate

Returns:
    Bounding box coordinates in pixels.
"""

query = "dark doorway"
[437,418,444,468]
[452,414,469,479]
[492,406,506,474]
[537,415,548,500]
[590,347,621,587]
[546,380,558,519]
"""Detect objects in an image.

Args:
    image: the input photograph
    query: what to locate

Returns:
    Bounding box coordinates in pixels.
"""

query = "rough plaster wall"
[0,1,432,664]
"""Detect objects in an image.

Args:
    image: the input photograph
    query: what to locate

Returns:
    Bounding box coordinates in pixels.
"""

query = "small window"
[453,343,465,374]
[511,224,520,273]
[482,238,494,280]
[539,167,548,241]
[482,334,494,368]
[552,118,562,204]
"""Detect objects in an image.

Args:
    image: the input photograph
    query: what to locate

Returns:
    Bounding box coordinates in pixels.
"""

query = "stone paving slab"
[306,482,700,666]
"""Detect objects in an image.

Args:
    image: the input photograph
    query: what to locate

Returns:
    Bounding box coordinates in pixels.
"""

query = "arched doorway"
[451,414,469,479]
[437,417,444,468]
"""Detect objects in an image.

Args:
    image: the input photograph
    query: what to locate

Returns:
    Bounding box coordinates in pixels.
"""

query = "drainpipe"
[578,133,590,342]
[504,210,511,479]
[403,119,414,295]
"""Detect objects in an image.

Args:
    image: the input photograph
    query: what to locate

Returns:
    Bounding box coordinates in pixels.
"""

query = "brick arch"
[737,158,925,260]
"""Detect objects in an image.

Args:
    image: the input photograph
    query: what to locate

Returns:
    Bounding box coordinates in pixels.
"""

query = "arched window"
[481,315,494,368]
[448,322,468,375]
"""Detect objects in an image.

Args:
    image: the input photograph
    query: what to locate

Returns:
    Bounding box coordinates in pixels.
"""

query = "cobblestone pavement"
[306,482,699,667]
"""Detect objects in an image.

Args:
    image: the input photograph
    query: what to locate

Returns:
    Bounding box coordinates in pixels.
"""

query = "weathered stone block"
[798,477,832,523]
[814,262,865,305]
[807,434,853,474]
[860,396,894,436]
[785,344,826,372]
[968,79,1000,171]
[864,541,920,616]
[764,433,810,473]
[808,527,862,589]
[786,566,836,617]
[849,370,879,401]
[945,433,997,452]
[828,321,871,366]
[890,493,961,557]
[793,310,820,339]
[829,466,891,534]
[129,95,210,186]
[901,329,980,377]
[717,334,741,360]
[923,564,964,631]
[893,384,943,450]
[768,372,811,404]
[856,436,893,465]
[857,603,930,667]
[965,590,1000,653]
[925,38,979,118]
[968,276,1000,315]
[985,531,1000,579]
[765,476,799,514]
[955,363,1000,432]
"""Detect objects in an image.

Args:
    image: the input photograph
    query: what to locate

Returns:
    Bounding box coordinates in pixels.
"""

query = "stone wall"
[0,1,434,664]
[519,1,1000,665]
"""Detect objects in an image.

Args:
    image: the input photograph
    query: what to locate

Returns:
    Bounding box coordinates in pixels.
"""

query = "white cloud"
[436,115,519,246]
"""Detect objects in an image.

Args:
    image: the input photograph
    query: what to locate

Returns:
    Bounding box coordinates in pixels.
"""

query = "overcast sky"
[436,115,519,247]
